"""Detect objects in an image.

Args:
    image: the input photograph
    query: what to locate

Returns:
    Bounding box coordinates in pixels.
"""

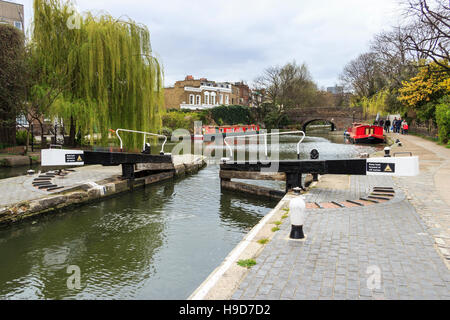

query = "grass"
[257,238,270,245]
[237,259,257,269]
[282,208,290,212]
[273,221,282,226]
[271,227,280,232]
[281,215,289,220]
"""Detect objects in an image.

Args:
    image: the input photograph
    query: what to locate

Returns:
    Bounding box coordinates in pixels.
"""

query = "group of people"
[374,117,409,134]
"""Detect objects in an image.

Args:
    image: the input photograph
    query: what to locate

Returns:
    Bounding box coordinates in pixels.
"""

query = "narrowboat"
[345,123,385,144]
[194,125,260,142]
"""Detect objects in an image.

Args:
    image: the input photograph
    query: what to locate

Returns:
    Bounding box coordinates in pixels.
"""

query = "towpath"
[201,133,450,300]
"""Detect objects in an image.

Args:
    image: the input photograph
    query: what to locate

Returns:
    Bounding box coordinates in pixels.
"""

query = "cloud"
[17,0,403,88]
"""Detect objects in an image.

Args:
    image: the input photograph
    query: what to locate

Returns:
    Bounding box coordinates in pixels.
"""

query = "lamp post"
[289,187,307,240]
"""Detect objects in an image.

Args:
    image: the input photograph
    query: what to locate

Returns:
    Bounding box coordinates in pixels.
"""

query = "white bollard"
[384,147,391,157]
[289,187,307,240]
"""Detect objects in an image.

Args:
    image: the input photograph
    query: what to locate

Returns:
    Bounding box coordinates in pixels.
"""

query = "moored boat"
[194,125,260,142]
[346,123,385,144]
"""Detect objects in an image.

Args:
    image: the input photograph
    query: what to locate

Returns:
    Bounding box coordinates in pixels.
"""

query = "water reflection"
[219,189,279,230]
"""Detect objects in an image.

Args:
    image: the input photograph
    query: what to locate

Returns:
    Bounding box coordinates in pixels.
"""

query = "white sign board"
[366,156,419,177]
[41,149,85,167]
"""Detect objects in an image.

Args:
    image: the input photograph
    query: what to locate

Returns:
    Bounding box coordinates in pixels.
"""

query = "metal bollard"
[310,149,319,181]
[289,187,306,240]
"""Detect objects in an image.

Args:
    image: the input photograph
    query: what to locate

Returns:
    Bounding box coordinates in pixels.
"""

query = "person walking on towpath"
[384,118,391,133]
[395,118,402,133]
[402,121,409,135]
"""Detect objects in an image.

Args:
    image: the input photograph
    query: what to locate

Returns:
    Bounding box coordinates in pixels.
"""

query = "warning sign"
[367,162,396,173]
[65,154,84,163]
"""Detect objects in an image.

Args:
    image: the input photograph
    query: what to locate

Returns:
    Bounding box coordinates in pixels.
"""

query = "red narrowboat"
[345,123,385,144]
[194,125,260,142]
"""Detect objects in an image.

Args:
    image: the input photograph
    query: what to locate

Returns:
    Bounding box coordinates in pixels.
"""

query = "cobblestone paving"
[395,164,450,265]
[304,176,395,204]
[232,176,450,300]
[0,165,121,208]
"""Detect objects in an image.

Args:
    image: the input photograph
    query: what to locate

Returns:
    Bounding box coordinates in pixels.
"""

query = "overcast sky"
[15,0,404,88]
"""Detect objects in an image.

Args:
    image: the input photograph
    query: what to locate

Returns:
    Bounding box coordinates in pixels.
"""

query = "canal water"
[0,132,377,300]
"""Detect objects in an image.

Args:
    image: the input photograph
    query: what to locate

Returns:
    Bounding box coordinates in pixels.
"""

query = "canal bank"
[191,133,450,300]
[0,154,206,227]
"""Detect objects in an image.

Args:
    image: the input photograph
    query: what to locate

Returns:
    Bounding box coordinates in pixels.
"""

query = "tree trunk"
[24,124,31,155]
[69,116,76,147]
[39,121,46,148]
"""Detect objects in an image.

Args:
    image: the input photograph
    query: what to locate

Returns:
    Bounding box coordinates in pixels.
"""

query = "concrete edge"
[188,192,294,300]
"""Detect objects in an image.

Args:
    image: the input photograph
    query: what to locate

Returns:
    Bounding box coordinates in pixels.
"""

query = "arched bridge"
[286,107,371,132]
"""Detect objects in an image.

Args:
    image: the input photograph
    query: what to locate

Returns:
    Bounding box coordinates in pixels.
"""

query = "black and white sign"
[367,162,395,173]
[65,154,85,163]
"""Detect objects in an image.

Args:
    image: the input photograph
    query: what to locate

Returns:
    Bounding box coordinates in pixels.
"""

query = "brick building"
[233,81,251,106]
[164,76,251,110]
[0,0,24,31]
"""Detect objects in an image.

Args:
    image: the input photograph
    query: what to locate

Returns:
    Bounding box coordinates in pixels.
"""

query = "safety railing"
[115,129,168,154]
[223,130,306,160]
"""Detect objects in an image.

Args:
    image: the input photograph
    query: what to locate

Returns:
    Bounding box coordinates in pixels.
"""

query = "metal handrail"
[115,129,168,154]
[223,130,306,159]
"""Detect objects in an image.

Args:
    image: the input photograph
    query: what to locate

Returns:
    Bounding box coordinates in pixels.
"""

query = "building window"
[189,94,195,105]
[196,95,201,105]
[211,92,216,105]
[219,94,224,105]
[204,92,210,105]
[225,95,229,105]
[16,114,28,127]
[14,21,22,30]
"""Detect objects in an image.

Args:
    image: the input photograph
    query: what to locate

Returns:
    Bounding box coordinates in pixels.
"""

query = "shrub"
[16,130,32,146]
[435,96,450,144]
[210,105,252,125]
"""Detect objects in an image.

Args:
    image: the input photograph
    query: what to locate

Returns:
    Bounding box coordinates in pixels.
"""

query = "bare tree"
[254,61,317,109]
[370,26,423,88]
[340,52,385,97]
[403,0,450,71]
[254,66,282,105]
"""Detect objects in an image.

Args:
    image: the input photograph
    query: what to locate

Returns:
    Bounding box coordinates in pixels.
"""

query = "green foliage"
[210,105,252,126]
[257,239,269,245]
[435,96,450,144]
[271,227,280,232]
[263,107,290,130]
[355,89,390,116]
[162,111,203,133]
[237,259,257,269]
[32,0,164,148]
[16,130,33,146]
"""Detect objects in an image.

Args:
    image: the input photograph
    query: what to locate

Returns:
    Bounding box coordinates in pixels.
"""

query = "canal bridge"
[286,106,372,132]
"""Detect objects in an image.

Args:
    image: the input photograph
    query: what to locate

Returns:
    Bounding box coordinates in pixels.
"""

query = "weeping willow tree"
[358,89,390,117]
[32,0,164,148]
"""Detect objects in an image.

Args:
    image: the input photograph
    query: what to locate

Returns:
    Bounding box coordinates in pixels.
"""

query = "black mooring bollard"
[384,147,391,157]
